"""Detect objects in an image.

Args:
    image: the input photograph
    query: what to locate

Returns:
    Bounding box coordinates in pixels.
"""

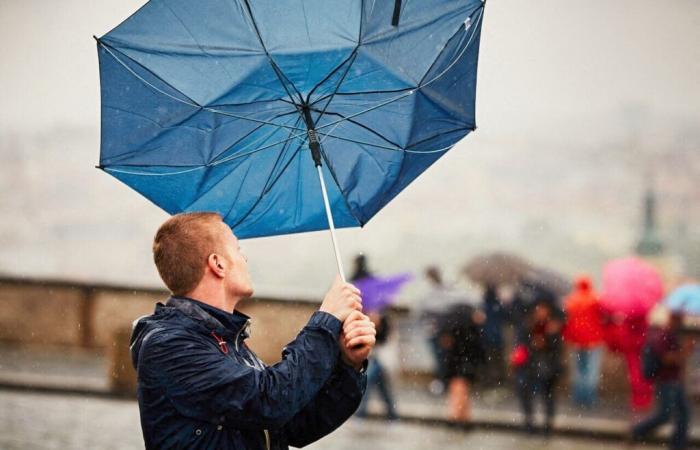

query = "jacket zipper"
[231,320,268,449]
[234,320,250,352]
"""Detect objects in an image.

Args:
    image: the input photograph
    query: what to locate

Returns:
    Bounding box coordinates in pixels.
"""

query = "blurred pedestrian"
[511,298,564,435]
[562,275,604,408]
[632,311,695,450]
[481,284,506,384]
[352,255,398,420]
[437,304,485,422]
[420,266,457,394]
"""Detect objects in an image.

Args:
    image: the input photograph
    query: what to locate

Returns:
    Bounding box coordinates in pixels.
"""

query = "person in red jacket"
[563,275,604,408]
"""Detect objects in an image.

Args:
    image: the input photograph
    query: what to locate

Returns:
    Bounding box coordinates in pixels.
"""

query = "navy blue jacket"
[130,297,366,450]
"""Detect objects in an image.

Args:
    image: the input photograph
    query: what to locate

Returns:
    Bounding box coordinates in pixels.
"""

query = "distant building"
[635,187,664,256]
[635,186,684,287]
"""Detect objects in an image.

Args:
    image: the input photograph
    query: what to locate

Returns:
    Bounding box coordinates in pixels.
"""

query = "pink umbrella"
[600,257,664,318]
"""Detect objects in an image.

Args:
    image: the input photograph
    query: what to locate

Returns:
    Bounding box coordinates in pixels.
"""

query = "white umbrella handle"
[316,165,346,282]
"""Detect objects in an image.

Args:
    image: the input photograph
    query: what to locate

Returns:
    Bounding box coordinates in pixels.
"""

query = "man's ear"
[208,253,226,278]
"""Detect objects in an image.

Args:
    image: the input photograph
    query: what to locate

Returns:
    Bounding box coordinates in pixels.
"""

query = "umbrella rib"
[306,0,366,105]
[100,129,307,176]
[307,50,359,128]
[99,41,306,132]
[207,109,300,164]
[418,5,484,88]
[101,105,297,166]
[185,117,303,213]
[315,132,401,152]
[98,41,201,107]
[405,126,472,150]
[160,2,239,90]
[312,8,481,136]
[309,5,483,103]
[230,124,306,230]
[308,108,402,149]
[260,115,305,195]
[318,144,366,227]
[306,46,359,104]
[239,0,304,107]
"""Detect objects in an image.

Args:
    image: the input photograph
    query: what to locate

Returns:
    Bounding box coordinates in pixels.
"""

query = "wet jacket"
[646,327,684,382]
[516,318,563,381]
[563,276,604,348]
[130,297,366,450]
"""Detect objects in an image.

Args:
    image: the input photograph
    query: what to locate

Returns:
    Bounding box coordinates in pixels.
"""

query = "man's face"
[216,222,254,299]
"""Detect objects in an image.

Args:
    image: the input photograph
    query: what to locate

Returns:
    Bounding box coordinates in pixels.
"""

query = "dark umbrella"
[522,266,572,299]
[463,252,531,286]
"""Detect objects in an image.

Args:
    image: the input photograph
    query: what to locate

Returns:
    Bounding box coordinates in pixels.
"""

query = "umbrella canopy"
[96,0,485,240]
[600,257,664,318]
[522,266,572,298]
[664,284,700,316]
[353,273,413,312]
[435,302,479,334]
[463,252,531,286]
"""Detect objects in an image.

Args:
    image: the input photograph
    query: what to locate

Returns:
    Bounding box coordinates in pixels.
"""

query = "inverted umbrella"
[664,284,700,316]
[600,257,664,318]
[96,0,485,279]
[352,273,413,312]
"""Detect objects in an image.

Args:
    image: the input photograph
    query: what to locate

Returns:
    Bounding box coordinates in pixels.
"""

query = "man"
[632,311,694,450]
[130,212,376,449]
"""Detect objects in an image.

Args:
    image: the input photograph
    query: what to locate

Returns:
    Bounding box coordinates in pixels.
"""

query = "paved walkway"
[1,344,698,447]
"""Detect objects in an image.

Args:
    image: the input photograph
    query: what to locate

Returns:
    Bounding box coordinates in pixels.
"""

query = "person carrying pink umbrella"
[600,257,664,411]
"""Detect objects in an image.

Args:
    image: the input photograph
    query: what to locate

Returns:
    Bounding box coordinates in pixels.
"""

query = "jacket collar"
[163,296,250,339]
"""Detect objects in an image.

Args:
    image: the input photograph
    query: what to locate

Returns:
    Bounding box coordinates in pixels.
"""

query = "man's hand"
[320,275,363,322]
[339,311,376,371]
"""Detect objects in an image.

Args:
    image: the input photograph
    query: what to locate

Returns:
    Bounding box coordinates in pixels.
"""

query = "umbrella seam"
[101,106,298,166]
[418,4,483,86]
[228,143,304,230]
[230,118,307,230]
[318,147,366,227]
[310,108,402,149]
[159,0,239,100]
[207,109,300,165]
[100,41,307,133]
[239,0,305,106]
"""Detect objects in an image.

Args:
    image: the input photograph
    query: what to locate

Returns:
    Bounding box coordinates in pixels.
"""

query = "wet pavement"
[1,343,698,447]
[0,390,665,450]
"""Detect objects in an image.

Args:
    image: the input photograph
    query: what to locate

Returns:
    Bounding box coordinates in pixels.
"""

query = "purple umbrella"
[354,273,413,312]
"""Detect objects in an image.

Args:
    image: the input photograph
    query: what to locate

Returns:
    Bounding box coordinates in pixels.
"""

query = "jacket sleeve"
[283,359,367,448]
[140,311,342,430]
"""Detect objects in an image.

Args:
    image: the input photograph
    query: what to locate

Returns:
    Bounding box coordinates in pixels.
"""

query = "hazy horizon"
[1,0,699,301]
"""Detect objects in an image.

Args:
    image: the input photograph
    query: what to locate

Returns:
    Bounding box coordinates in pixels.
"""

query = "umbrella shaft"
[316,165,346,282]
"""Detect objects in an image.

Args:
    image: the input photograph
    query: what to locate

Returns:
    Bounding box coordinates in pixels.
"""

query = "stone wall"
[0,277,322,364]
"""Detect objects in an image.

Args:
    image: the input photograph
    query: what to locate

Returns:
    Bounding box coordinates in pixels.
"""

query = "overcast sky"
[1,0,698,299]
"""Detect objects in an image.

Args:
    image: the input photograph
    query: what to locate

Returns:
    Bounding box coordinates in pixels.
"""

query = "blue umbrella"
[665,284,700,316]
[96,0,484,279]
